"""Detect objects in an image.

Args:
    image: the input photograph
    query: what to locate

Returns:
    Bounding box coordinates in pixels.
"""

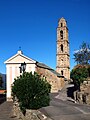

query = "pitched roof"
[36,62,64,77]
[4,50,36,64]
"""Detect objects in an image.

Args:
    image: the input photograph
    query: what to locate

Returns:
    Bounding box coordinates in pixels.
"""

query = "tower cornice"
[56,40,69,43]
[56,53,70,56]
[56,66,70,69]
[57,26,68,30]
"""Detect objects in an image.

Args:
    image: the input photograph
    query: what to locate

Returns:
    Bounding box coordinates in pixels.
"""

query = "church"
[4,17,70,101]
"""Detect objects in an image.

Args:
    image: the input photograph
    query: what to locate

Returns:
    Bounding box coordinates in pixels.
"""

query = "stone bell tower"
[56,17,70,80]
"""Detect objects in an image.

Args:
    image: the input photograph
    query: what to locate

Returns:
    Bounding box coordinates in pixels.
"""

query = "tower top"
[58,17,67,27]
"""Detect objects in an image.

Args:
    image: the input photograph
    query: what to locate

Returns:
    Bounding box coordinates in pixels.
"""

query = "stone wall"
[74,83,90,104]
[12,101,52,120]
[36,66,65,92]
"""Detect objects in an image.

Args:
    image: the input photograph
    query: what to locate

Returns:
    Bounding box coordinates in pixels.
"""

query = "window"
[60,30,63,39]
[61,44,63,52]
[61,59,63,65]
[61,70,63,75]
[61,23,63,27]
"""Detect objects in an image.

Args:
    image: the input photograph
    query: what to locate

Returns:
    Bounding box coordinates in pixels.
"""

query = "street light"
[19,62,26,73]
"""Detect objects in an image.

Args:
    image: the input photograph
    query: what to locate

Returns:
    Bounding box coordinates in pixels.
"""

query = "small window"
[61,23,63,27]
[61,59,63,65]
[61,70,63,75]
[60,30,63,39]
[61,44,63,52]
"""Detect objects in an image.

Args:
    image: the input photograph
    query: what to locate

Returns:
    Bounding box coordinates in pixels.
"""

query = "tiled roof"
[36,62,64,77]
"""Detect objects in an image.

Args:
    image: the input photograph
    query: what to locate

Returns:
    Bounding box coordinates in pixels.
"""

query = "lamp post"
[19,62,26,73]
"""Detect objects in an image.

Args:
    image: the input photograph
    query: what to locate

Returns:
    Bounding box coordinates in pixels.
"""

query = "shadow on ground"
[67,86,75,99]
[0,94,6,104]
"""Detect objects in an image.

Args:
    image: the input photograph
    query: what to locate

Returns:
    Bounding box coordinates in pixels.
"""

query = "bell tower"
[56,17,70,80]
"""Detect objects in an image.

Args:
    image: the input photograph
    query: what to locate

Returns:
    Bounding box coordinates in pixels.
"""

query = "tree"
[70,65,89,90]
[12,72,51,113]
[0,74,3,88]
[74,41,90,65]
[87,65,90,77]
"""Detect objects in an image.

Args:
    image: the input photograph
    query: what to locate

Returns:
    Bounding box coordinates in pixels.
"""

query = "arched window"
[61,44,63,52]
[60,30,63,39]
[61,70,63,75]
[61,23,63,27]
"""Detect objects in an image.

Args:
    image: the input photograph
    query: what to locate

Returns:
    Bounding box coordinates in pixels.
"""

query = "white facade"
[4,50,37,101]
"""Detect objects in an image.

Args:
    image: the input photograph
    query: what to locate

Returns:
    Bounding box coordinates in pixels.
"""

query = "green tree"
[12,72,51,112]
[70,65,89,90]
[87,65,90,77]
[74,41,90,65]
[0,74,3,88]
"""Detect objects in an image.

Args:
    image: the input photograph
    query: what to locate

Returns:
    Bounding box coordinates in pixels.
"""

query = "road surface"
[40,93,90,120]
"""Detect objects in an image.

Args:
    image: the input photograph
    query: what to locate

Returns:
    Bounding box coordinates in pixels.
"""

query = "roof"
[36,62,64,77]
[36,62,52,70]
[4,50,36,64]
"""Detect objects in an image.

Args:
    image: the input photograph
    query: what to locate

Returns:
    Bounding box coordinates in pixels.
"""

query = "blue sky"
[0,0,90,74]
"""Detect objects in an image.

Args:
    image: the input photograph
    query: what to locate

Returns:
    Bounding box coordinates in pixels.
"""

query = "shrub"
[70,65,89,90]
[87,65,90,77]
[12,72,51,111]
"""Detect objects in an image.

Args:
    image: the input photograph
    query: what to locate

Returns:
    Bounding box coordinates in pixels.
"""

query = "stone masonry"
[36,62,65,92]
[56,17,70,80]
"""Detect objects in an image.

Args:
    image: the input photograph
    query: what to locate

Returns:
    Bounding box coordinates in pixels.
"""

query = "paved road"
[0,101,17,120]
[0,92,90,120]
[40,94,90,120]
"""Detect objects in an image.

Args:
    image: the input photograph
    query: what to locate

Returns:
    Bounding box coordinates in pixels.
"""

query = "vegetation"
[70,65,89,90]
[88,65,90,77]
[74,41,90,65]
[0,74,3,88]
[71,42,90,90]
[12,72,51,114]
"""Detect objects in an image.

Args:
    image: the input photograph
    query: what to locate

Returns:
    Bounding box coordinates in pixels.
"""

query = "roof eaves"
[36,62,64,77]
[36,62,52,70]
[4,52,37,64]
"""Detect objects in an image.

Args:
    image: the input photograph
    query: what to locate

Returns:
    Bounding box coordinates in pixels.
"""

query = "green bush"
[87,65,90,77]
[12,72,51,111]
[70,65,89,90]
